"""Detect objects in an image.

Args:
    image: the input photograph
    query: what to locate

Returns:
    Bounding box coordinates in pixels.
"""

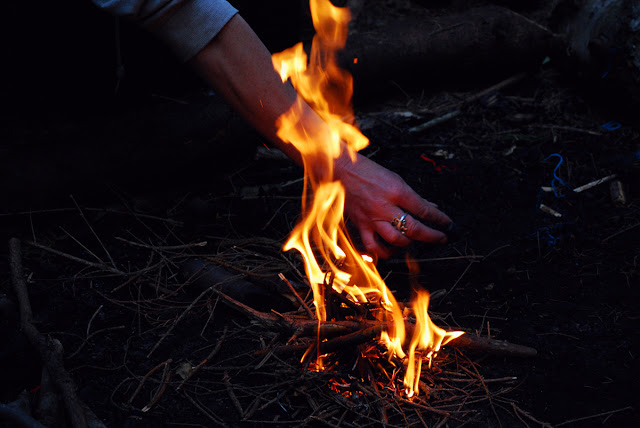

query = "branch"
[9,238,91,428]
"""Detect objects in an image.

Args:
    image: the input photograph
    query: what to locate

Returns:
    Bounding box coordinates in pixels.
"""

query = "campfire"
[269,0,463,397]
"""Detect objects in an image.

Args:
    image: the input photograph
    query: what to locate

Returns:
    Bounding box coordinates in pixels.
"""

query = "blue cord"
[601,121,621,131]
[544,154,567,198]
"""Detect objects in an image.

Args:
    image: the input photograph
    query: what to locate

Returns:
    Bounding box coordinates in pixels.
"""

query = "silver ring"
[391,213,408,235]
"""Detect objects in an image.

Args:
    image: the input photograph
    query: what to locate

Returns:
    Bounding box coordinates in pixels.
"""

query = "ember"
[271,0,463,396]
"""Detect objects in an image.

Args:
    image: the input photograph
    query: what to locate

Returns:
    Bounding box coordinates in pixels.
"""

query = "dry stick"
[24,240,125,276]
[279,273,315,319]
[602,221,640,243]
[217,286,538,357]
[462,353,502,428]
[128,359,172,405]
[0,207,184,226]
[141,364,171,412]
[67,325,126,360]
[176,327,228,390]
[9,238,88,428]
[182,391,229,427]
[223,371,245,418]
[114,236,207,251]
[442,259,477,300]
[60,226,105,265]
[387,255,484,264]
[555,406,634,427]
[510,402,552,427]
[145,276,239,358]
[70,195,117,269]
[396,397,453,418]
[414,72,526,122]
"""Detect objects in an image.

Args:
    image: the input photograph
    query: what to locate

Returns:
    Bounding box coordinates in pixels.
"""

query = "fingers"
[400,213,448,244]
[399,187,452,227]
[359,228,394,259]
[362,214,447,260]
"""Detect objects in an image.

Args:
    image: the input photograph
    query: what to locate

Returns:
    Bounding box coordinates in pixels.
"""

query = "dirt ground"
[2,1,639,427]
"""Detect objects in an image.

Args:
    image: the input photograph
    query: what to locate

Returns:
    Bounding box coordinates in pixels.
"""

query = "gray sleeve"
[92,0,238,62]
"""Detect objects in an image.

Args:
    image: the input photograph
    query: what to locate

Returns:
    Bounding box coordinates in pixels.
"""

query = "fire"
[271,0,463,396]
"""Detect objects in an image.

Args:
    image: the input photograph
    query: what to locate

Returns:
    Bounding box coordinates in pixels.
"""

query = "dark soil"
[2,1,639,427]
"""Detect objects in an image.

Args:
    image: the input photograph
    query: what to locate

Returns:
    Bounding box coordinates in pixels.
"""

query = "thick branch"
[9,238,90,428]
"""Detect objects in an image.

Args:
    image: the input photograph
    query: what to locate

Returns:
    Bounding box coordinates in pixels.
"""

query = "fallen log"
[339,5,562,98]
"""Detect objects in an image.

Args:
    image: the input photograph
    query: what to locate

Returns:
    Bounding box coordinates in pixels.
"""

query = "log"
[339,6,562,98]
[550,0,640,109]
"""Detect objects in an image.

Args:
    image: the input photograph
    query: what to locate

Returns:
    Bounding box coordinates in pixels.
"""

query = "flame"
[271,0,462,397]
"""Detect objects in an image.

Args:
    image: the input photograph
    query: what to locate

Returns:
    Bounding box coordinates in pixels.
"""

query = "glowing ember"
[271,0,463,397]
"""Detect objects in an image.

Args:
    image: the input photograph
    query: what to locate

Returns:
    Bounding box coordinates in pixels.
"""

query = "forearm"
[188,14,306,165]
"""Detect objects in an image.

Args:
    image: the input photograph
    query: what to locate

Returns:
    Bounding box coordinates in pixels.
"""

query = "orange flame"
[272,0,462,396]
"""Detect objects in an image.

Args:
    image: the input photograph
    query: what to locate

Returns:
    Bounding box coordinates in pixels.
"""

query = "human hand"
[335,152,452,259]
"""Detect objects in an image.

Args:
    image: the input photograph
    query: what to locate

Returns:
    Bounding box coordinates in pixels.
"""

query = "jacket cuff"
[143,0,238,62]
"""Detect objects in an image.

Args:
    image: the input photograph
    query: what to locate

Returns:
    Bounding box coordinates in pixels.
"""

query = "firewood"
[212,289,537,358]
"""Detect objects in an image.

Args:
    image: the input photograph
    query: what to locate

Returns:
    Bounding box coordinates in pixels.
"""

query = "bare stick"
[128,359,172,405]
[0,207,184,226]
[573,174,617,193]
[555,406,633,427]
[60,226,104,264]
[602,222,640,243]
[182,391,229,427]
[223,372,245,418]
[177,327,228,390]
[141,364,171,412]
[9,238,88,428]
[115,237,207,251]
[279,273,314,318]
[24,240,125,276]
[70,195,117,269]
[408,110,461,133]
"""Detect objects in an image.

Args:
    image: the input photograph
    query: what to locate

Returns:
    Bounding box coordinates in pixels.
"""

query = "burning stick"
[213,289,537,358]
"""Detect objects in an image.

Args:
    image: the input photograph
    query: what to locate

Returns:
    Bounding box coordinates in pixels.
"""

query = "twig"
[531,124,603,136]
[70,195,117,269]
[176,327,228,390]
[182,391,229,427]
[24,240,125,276]
[387,255,484,264]
[60,226,105,264]
[115,237,207,251]
[602,222,640,243]
[510,402,552,427]
[67,326,126,359]
[408,110,461,133]
[442,260,477,300]
[128,359,172,405]
[573,174,617,193]
[223,371,245,418]
[0,207,184,226]
[145,271,231,358]
[555,406,633,426]
[9,238,89,428]
[279,273,314,319]
[141,364,171,412]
